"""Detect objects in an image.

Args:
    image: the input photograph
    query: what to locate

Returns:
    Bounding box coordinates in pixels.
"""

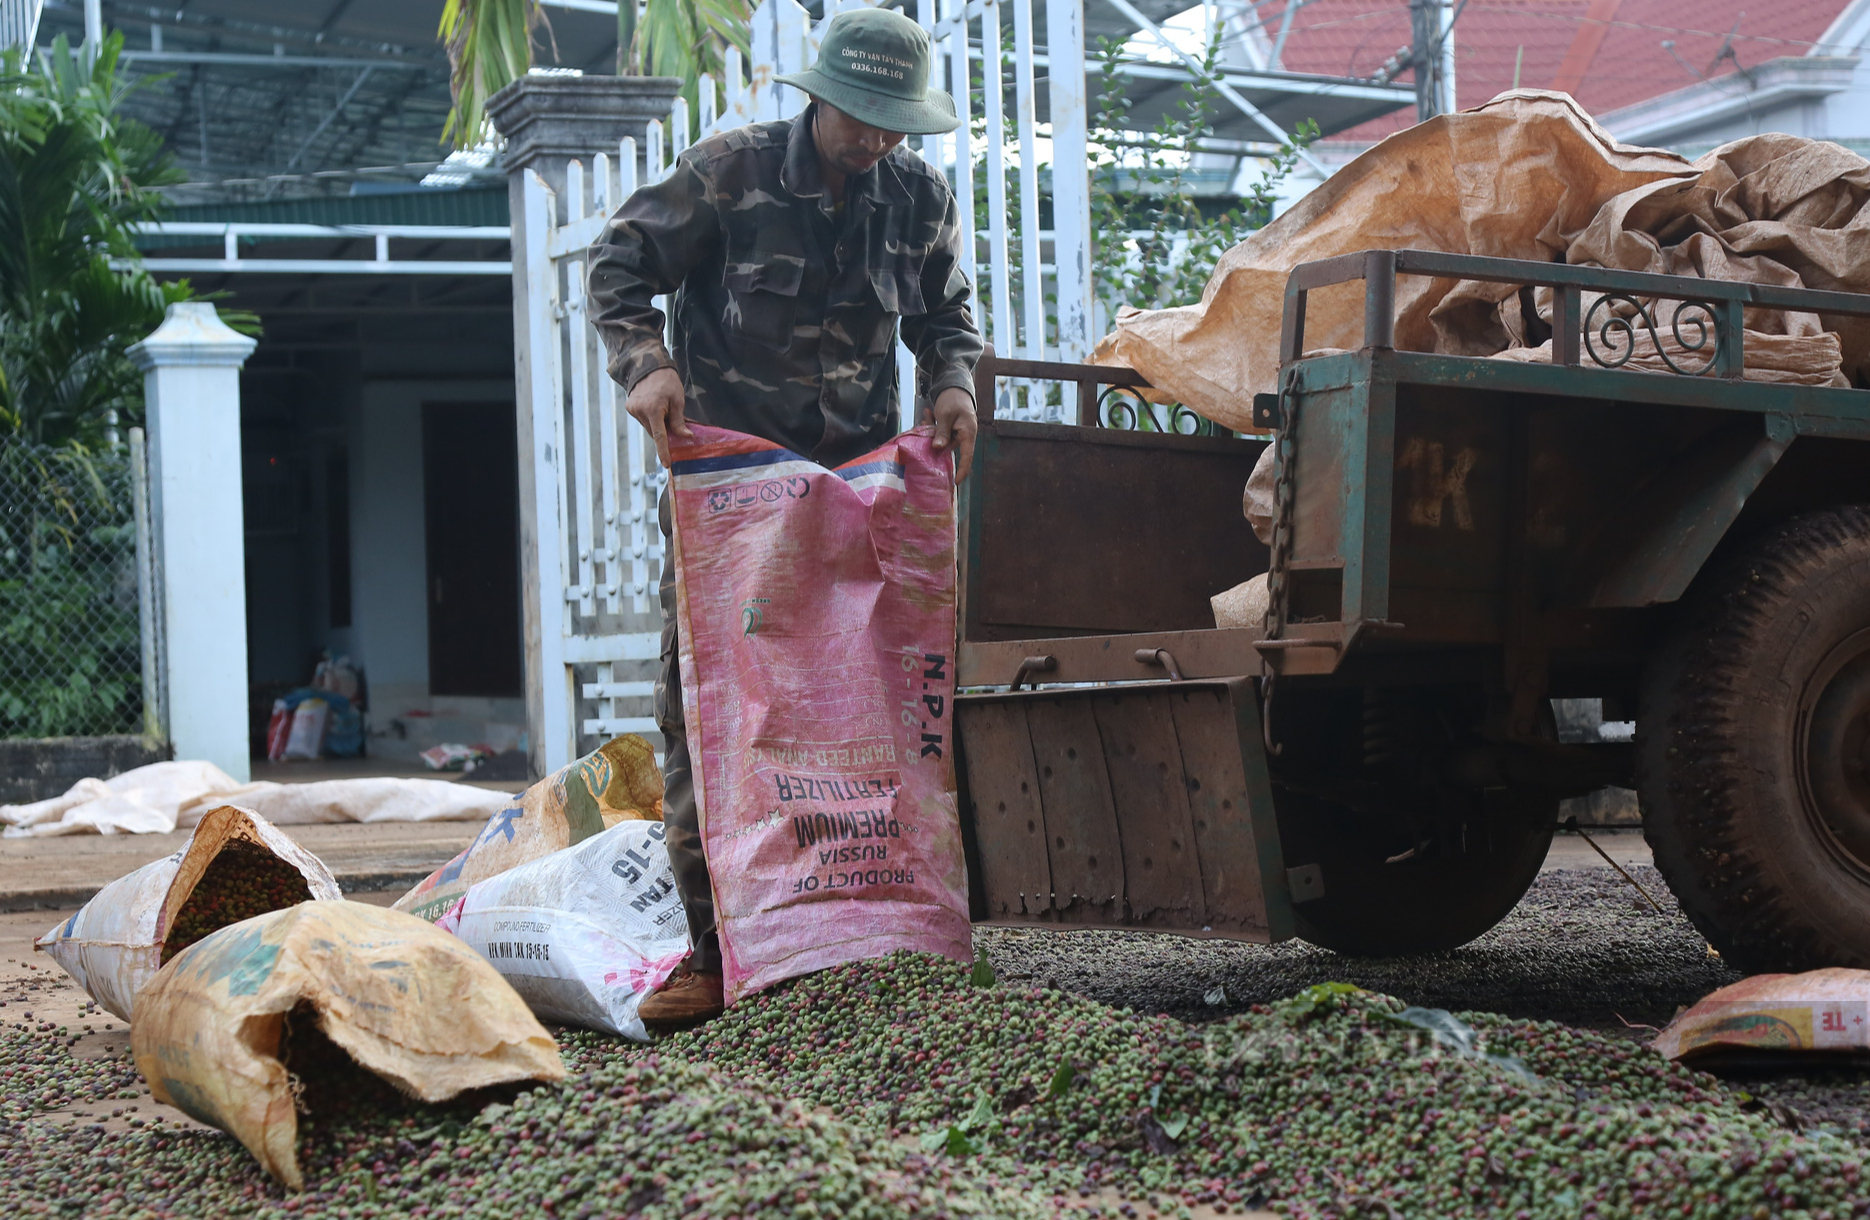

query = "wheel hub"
[1801,629,1870,872]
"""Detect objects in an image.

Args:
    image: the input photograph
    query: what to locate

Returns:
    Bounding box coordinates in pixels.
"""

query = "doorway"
[421,401,523,697]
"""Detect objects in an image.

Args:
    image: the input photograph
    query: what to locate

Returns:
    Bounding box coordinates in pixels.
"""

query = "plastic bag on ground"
[281,698,328,760]
[35,804,342,1020]
[131,899,566,1189]
[421,742,490,771]
[393,733,664,922]
[438,819,690,1039]
[322,700,364,758]
[265,699,292,762]
[670,424,971,1004]
[1654,968,1870,1064]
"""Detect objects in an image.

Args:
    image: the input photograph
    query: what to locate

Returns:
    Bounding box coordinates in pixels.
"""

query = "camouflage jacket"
[587,105,983,468]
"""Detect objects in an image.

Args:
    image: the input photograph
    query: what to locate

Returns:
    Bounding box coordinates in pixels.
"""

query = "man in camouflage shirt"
[588,6,983,1024]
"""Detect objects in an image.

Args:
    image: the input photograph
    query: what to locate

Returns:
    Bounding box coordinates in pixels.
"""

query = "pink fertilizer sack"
[670,424,971,1002]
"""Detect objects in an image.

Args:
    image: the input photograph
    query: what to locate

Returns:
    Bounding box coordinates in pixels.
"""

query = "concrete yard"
[0,821,483,913]
[0,819,1654,916]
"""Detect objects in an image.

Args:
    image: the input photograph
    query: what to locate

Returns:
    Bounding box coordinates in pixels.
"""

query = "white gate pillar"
[1045,0,1094,362]
[489,74,680,780]
[128,303,258,781]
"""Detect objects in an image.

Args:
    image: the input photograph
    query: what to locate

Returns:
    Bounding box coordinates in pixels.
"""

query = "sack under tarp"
[1,759,516,837]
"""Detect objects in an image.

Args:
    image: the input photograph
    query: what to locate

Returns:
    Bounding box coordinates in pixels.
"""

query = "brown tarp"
[1094,91,1870,433]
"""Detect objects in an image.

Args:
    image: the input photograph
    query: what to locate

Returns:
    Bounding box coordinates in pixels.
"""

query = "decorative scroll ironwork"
[1097,385,1220,435]
[1583,293,1723,376]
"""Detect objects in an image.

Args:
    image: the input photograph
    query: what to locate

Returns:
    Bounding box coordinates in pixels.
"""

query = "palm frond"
[439,0,547,150]
[637,0,750,112]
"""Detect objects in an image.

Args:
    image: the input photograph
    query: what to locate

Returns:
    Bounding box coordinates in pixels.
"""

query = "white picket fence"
[717,0,1097,376]
[526,0,1098,769]
[0,0,45,54]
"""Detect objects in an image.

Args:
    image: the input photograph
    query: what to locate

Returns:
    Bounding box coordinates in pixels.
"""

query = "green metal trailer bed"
[954,248,1870,972]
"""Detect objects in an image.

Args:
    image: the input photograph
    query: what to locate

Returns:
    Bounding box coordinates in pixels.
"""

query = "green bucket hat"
[776,7,960,136]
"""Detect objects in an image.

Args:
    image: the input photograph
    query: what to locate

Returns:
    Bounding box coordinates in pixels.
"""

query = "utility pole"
[1438,0,1457,115]
[83,0,103,54]
[1409,0,1442,122]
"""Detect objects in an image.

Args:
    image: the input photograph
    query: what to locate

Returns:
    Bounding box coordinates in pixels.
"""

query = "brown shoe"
[638,967,724,1027]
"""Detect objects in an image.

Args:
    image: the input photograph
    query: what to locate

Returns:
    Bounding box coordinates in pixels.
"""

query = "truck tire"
[1268,685,1555,956]
[1275,788,1553,956]
[1640,505,1870,973]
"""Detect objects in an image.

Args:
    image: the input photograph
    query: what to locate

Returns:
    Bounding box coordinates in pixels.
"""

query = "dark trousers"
[657,488,720,972]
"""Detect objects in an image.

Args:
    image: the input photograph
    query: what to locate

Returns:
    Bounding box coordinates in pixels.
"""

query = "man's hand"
[625,367,692,468]
[925,387,977,482]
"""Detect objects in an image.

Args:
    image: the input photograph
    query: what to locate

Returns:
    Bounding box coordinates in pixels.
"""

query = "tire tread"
[1640,504,1870,972]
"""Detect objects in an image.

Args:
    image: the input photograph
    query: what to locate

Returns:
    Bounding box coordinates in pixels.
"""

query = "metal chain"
[1261,364,1301,755]
[1264,364,1301,642]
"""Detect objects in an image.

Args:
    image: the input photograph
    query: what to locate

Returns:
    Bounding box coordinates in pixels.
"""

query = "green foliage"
[918,1090,996,1157]
[969,945,997,987]
[635,0,751,115]
[440,0,750,149]
[438,0,546,150]
[1087,32,1317,319]
[0,34,202,450]
[0,442,141,738]
[1273,980,1371,1024]
[962,33,1313,427]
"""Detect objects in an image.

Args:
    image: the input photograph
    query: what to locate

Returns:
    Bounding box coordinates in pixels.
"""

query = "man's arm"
[900,189,984,480]
[587,155,718,465]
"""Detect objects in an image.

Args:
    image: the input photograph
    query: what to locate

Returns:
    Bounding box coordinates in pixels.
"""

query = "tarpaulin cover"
[1654,968,1870,1061]
[1096,91,1870,432]
[670,424,971,1004]
[0,760,515,837]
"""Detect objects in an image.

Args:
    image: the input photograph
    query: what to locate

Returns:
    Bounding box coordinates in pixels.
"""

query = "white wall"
[1596,3,1870,156]
[1819,0,1870,144]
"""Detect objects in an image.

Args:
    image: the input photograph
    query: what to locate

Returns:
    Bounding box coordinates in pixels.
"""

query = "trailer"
[954,249,1870,973]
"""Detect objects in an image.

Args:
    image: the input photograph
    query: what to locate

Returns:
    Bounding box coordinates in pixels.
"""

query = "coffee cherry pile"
[3,1038,1050,1218]
[160,843,314,965]
[7,950,1870,1219]
[630,953,1870,1220]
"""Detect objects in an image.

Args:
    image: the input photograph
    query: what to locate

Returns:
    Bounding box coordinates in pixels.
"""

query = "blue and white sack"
[439,820,689,1040]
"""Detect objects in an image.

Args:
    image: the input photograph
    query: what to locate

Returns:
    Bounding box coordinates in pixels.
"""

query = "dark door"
[422,401,523,698]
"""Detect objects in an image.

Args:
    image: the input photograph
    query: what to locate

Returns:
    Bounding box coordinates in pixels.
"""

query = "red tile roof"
[1257,0,1854,141]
